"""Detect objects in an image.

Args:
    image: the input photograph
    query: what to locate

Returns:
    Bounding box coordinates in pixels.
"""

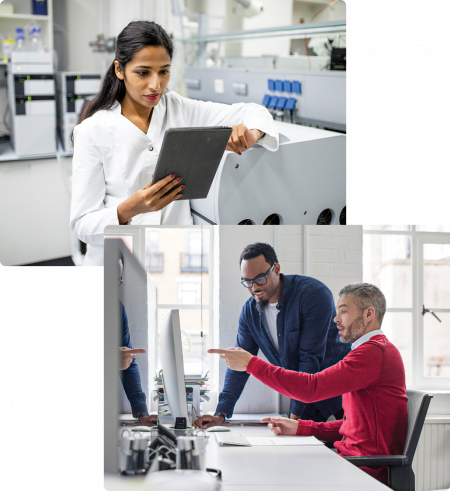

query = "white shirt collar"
[112,97,166,141]
[351,329,384,350]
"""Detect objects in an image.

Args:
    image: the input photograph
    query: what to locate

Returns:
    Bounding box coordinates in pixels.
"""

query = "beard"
[253,278,280,314]
[338,314,366,344]
[256,298,270,313]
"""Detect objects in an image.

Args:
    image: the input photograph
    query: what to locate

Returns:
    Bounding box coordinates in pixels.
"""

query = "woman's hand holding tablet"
[117,173,184,224]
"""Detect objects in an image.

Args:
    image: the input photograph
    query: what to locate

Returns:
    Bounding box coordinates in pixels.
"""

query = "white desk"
[204,426,389,490]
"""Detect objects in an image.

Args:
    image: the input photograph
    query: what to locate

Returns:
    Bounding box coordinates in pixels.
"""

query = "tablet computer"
[152,126,233,200]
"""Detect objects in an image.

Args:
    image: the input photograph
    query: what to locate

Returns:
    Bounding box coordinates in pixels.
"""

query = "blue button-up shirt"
[216,274,351,418]
[120,303,148,418]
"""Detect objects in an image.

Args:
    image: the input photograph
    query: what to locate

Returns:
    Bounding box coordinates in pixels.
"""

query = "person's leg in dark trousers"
[296,403,326,422]
[294,403,344,423]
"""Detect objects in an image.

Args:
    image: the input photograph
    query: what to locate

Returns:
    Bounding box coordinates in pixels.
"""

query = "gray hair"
[339,283,386,325]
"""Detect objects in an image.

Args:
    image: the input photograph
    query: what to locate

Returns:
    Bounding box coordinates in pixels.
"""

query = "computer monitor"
[160,309,189,425]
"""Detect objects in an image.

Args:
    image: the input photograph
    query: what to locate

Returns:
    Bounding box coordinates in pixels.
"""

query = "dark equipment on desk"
[330,48,346,71]
[175,417,188,429]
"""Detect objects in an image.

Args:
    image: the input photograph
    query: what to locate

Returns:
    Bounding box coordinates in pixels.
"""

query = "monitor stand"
[170,427,193,437]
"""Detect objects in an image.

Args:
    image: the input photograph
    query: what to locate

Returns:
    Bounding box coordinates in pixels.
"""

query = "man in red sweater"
[209,283,408,485]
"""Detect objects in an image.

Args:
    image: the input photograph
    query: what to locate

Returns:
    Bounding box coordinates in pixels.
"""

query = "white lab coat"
[70,91,279,266]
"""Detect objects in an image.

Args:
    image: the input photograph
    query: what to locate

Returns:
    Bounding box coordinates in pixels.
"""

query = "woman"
[70,20,278,266]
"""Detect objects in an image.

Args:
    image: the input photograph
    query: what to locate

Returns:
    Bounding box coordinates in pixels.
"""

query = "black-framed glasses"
[240,264,274,288]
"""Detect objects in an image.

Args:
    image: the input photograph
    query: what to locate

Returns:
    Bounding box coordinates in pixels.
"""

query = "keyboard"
[215,433,251,446]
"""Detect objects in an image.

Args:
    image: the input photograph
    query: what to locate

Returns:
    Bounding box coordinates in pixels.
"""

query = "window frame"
[363,226,450,389]
[144,225,214,378]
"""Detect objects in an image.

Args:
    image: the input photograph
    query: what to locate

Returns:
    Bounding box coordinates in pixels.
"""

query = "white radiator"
[412,416,450,491]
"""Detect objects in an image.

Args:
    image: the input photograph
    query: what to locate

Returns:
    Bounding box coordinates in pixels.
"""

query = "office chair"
[343,390,433,491]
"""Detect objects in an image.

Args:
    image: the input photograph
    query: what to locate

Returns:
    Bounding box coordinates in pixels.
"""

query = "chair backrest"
[404,390,433,461]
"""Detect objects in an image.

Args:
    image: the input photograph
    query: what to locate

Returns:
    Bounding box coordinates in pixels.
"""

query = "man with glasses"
[195,242,351,428]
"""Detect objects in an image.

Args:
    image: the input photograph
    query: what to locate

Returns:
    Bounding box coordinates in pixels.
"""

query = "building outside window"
[145,231,164,273]
[145,227,211,376]
[178,279,202,305]
[363,225,450,388]
[181,231,209,273]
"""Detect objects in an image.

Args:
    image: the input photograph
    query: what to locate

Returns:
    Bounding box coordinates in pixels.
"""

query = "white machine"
[56,72,101,153]
[185,66,346,132]
[160,309,190,426]
[6,51,56,157]
[190,121,346,225]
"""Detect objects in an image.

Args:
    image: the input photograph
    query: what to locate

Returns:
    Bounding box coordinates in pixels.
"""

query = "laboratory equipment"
[181,19,346,130]
[120,432,134,471]
[160,310,190,425]
[132,435,149,470]
[32,0,47,16]
[177,436,207,471]
[6,51,56,157]
[29,27,44,51]
[14,28,25,51]
[185,67,345,131]
[89,34,116,53]
[330,48,346,71]
[2,38,14,62]
[55,72,101,153]
[190,120,346,225]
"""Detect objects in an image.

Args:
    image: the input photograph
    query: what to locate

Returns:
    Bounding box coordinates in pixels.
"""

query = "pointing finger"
[208,349,230,355]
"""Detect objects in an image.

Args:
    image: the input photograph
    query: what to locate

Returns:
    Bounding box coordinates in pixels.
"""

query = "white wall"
[224,0,293,57]
[0,158,72,265]
[63,0,104,73]
[215,225,362,414]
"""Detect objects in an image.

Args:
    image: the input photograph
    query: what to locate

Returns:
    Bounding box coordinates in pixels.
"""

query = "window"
[145,226,212,376]
[178,280,202,305]
[363,226,450,389]
[145,230,164,273]
[181,231,209,273]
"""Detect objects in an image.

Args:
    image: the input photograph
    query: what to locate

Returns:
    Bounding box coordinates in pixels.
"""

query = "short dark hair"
[339,283,386,325]
[239,243,278,267]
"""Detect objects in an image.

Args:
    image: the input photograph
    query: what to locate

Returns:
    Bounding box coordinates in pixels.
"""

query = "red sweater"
[247,335,408,484]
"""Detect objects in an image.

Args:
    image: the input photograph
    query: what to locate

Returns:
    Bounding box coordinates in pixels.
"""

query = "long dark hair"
[71,20,173,141]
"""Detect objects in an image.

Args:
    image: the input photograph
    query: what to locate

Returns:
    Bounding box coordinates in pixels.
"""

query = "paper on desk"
[246,436,323,446]
[228,412,287,424]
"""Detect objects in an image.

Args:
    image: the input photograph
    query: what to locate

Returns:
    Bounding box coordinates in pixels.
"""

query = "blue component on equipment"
[262,94,271,106]
[275,79,283,91]
[292,81,302,94]
[276,96,287,109]
[268,79,275,91]
[283,80,292,93]
[268,96,279,108]
[285,97,296,110]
